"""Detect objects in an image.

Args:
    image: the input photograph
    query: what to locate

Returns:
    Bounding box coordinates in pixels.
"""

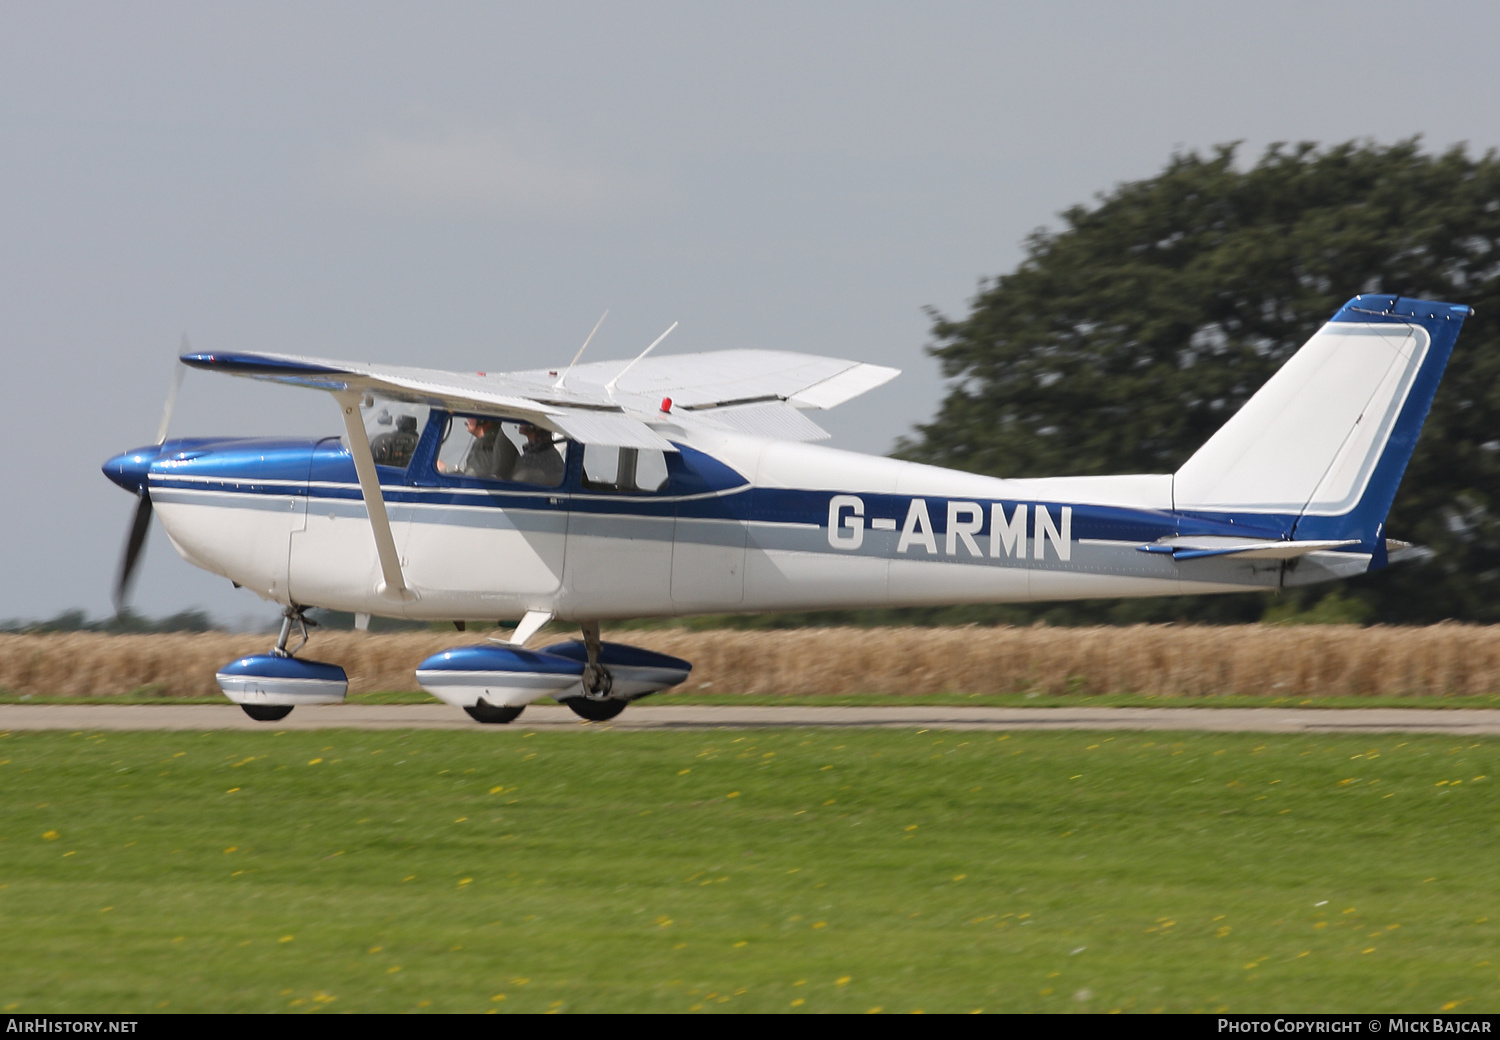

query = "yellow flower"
[42,830,58,841]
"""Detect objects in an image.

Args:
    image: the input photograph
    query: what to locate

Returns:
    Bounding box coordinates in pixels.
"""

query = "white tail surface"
[1174,322,1428,515]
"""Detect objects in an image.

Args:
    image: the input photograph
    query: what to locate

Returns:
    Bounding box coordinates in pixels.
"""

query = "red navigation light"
[661,397,673,413]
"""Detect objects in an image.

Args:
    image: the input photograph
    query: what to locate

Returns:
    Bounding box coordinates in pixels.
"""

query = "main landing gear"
[567,621,626,722]
[413,619,693,725]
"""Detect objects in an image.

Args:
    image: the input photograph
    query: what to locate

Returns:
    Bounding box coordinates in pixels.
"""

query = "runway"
[5,703,1500,734]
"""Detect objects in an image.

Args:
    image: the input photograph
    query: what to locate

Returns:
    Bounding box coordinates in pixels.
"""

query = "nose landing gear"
[215,605,349,722]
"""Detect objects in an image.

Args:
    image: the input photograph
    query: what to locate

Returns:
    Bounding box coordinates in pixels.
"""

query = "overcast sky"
[6,1,1500,628]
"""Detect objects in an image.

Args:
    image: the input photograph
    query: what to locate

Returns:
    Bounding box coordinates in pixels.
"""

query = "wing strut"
[334,391,408,599]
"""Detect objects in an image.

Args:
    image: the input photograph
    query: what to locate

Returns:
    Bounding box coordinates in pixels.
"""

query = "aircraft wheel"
[464,699,525,724]
[241,704,294,722]
[565,697,627,722]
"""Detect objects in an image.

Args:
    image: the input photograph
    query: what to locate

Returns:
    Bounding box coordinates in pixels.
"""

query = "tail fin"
[1173,294,1470,555]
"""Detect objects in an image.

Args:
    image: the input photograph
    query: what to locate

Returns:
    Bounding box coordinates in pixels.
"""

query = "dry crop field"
[3,625,1500,701]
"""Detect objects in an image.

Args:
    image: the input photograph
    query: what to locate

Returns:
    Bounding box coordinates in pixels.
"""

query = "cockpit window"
[360,397,429,470]
[582,444,670,493]
[436,416,567,488]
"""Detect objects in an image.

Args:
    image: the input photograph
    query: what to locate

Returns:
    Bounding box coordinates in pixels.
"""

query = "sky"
[5,0,1500,629]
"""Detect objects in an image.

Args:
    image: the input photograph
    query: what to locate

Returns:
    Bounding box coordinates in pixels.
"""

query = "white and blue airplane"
[103,293,1470,723]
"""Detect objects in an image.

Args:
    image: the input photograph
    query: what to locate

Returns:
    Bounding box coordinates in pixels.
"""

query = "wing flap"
[676,400,830,442]
[547,411,677,451]
[512,349,899,410]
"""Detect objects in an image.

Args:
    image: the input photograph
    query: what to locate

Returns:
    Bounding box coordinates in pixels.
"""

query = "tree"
[898,140,1500,624]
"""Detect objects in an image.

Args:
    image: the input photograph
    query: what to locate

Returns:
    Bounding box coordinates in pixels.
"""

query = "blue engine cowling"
[216,654,349,706]
[541,641,692,701]
[415,644,584,708]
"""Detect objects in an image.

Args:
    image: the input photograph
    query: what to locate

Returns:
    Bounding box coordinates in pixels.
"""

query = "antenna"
[605,321,677,396]
[554,310,608,389]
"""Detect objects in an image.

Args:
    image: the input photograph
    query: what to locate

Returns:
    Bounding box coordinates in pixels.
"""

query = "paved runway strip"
[5,703,1500,733]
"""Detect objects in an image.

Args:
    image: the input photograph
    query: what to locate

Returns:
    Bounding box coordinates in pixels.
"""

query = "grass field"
[2,727,1498,1013]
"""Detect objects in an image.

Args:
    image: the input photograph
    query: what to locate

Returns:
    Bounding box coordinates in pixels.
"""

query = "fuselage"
[103,410,1356,623]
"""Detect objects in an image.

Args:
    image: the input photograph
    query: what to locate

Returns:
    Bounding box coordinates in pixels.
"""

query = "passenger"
[511,423,565,486]
[437,417,517,479]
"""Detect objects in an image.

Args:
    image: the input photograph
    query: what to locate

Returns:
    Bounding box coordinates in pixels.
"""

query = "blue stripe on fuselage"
[141,434,1309,561]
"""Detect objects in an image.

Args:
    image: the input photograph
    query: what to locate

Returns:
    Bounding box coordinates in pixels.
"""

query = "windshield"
[353,396,430,470]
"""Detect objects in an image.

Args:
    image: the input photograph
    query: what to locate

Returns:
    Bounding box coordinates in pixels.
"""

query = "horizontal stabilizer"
[1138,537,1360,561]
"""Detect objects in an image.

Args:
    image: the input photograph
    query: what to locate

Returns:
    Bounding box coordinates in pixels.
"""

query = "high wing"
[180,348,899,449]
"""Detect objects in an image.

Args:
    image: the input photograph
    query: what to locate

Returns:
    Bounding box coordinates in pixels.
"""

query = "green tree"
[899,139,1500,624]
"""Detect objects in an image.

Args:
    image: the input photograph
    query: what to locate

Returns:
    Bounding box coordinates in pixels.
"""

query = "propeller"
[113,341,189,612]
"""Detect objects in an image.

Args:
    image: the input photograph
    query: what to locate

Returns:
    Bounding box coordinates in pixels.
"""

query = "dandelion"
[678,769,690,775]
[41,830,58,841]
[226,787,240,794]
[388,966,402,974]
[836,976,851,986]
[279,935,294,943]
[791,998,805,1007]
[727,791,740,798]
[491,995,506,1002]
[813,921,827,929]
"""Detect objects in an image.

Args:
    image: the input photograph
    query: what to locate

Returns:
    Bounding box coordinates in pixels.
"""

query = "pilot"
[438,416,517,479]
[369,414,421,468]
[511,422,565,486]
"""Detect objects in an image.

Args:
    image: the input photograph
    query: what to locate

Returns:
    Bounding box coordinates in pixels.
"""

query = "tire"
[241,704,294,722]
[564,697,627,722]
[464,699,525,724]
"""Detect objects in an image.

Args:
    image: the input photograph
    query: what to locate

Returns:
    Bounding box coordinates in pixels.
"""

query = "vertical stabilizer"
[1173,294,1470,551]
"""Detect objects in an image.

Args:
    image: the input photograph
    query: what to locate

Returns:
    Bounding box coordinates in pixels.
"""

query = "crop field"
[11,625,1500,702]
[1,726,1498,1012]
